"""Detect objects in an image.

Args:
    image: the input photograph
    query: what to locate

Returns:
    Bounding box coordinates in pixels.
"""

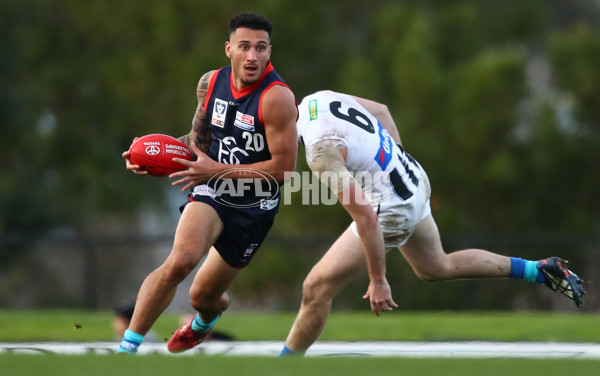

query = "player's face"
[226,27,271,90]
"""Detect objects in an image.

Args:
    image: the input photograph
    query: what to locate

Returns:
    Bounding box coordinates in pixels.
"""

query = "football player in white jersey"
[280,90,585,356]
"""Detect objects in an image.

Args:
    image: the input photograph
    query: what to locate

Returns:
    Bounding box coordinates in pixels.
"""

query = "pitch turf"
[1,354,599,376]
[1,310,599,375]
[0,309,598,343]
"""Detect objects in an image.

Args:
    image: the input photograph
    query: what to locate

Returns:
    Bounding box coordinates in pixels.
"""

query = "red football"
[128,134,192,176]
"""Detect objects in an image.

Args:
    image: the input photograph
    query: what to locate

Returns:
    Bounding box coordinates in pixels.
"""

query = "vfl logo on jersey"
[309,99,318,120]
[374,124,393,170]
[234,111,255,131]
[211,98,228,128]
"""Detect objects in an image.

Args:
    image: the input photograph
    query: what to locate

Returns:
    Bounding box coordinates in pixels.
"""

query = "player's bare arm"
[170,84,298,190]
[340,182,398,316]
[252,84,298,181]
[178,71,216,156]
[307,142,398,315]
[352,96,403,147]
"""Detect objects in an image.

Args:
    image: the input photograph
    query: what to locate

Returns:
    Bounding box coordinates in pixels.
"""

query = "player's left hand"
[363,279,398,316]
[169,142,219,190]
[122,137,149,175]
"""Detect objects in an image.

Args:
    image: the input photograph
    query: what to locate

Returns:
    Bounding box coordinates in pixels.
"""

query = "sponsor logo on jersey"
[309,99,318,120]
[374,125,393,170]
[234,111,255,131]
[211,98,228,128]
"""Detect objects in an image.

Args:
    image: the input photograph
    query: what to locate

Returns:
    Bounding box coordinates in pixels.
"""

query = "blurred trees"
[1,0,599,309]
[326,1,599,234]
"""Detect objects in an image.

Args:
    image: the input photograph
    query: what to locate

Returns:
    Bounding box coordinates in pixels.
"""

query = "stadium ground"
[2,341,600,358]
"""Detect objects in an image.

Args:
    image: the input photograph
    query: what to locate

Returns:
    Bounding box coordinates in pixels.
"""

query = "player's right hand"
[363,279,398,316]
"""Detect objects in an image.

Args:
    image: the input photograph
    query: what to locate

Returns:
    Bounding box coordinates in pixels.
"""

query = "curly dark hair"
[228,12,272,38]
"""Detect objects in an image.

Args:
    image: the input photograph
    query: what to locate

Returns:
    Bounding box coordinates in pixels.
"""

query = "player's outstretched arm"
[340,182,398,316]
[307,141,398,316]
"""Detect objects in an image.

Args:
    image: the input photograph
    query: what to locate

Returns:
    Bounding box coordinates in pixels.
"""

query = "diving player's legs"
[282,227,368,355]
[399,214,510,281]
[400,214,585,306]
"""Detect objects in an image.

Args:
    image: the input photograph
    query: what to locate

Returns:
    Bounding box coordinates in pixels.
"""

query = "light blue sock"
[117,329,144,354]
[190,314,219,333]
[278,345,304,357]
[509,257,546,284]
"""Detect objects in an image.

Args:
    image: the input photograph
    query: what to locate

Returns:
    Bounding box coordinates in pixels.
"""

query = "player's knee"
[415,271,440,282]
[162,254,199,283]
[414,266,447,282]
[189,288,229,313]
[301,275,333,304]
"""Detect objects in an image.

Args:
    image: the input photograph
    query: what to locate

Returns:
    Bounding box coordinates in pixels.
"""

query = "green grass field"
[2,355,599,376]
[1,309,598,342]
[1,310,599,376]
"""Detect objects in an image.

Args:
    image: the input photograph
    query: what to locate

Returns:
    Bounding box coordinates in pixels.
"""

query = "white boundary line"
[1,341,600,358]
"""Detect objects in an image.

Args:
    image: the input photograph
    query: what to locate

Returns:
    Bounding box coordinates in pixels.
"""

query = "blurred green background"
[1,0,599,313]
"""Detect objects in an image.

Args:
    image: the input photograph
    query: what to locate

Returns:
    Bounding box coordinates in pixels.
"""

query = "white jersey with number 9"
[296,90,432,247]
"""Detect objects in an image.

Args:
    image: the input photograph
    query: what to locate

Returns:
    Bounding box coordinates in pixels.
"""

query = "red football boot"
[167,319,212,353]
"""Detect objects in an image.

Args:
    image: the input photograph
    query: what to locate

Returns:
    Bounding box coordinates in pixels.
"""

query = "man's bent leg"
[120,203,223,353]
[400,214,584,306]
[284,228,368,354]
[399,214,510,281]
[168,248,240,353]
[189,248,239,322]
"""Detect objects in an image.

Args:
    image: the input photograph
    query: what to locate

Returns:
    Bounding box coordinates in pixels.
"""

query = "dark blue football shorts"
[179,188,280,269]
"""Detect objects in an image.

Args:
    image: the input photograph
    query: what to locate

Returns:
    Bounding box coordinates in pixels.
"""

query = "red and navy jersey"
[203,61,291,165]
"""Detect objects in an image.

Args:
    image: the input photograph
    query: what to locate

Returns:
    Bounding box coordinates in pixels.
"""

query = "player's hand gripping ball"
[128,134,192,176]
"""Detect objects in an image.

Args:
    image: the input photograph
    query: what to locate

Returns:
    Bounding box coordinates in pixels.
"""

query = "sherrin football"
[128,134,192,176]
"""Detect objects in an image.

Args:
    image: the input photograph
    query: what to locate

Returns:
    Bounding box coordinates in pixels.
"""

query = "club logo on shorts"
[244,243,258,258]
